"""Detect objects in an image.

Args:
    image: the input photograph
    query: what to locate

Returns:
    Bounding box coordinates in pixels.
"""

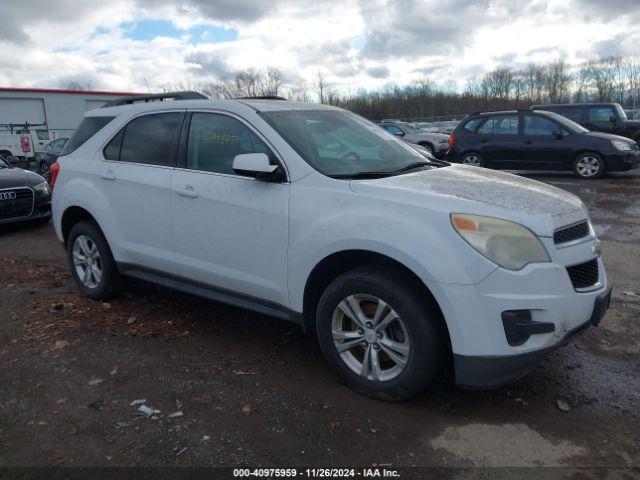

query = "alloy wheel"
[72,234,102,289]
[39,163,51,182]
[462,154,481,166]
[576,156,601,178]
[331,294,410,382]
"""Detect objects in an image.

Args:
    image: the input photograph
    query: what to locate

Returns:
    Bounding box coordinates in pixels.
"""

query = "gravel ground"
[0,171,639,469]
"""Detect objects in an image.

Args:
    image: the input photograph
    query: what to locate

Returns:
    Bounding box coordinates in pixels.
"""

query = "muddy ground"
[0,171,639,470]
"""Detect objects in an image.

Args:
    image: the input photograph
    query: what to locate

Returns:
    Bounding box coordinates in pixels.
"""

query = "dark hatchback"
[447,109,640,178]
[0,155,52,224]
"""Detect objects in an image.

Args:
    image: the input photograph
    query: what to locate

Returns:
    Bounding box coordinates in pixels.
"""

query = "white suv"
[51,93,611,400]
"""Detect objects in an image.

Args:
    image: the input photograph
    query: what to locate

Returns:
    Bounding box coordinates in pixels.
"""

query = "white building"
[0,87,140,140]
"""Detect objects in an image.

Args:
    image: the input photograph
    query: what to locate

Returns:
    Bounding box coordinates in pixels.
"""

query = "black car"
[0,155,52,224]
[447,109,640,178]
[35,137,68,182]
[531,103,640,142]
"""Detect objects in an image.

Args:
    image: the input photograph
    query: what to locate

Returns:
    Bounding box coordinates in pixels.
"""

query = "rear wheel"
[573,153,605,179]
[420,143,435,155]
[67,221,119,300]
[460,152,485,167]
[316,267,444,400]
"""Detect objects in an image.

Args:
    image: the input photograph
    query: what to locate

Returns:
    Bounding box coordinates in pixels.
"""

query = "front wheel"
[67,221,119,300]
[573,153,605,179]
[38,162,51,182]
[316,267,444,400]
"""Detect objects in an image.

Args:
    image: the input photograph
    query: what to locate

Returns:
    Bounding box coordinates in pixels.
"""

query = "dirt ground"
[0,171,639,470]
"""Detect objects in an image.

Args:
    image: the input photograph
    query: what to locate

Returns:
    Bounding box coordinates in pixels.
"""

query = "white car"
[51,93,611,400]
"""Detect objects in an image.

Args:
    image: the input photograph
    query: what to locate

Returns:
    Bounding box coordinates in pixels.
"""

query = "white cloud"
[0,0,638,93]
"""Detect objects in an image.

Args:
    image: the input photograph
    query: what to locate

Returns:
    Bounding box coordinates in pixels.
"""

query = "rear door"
[476,114,523,168]
[99,111,184,274]
[520,114,570,170]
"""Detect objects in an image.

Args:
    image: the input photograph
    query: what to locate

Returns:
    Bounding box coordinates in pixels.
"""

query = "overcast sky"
[0,0,638,93]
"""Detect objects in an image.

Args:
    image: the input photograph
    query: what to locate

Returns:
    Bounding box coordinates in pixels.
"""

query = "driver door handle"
[174,185,198,198]
[522,139,533,145]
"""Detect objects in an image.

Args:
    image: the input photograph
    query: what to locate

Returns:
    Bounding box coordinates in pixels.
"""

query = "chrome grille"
[566,259,599,290]
[0,188,34,220]
[554,221,590,245]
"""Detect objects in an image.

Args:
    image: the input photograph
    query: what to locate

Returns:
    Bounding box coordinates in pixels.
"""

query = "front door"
[520,114,570,170]
[171,112,290,307]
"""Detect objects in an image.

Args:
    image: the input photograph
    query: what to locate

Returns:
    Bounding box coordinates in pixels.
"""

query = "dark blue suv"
[447,109,640,178]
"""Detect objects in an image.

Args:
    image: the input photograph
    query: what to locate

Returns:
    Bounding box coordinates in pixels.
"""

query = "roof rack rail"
[101,91,207,108]
[238,96,287,100]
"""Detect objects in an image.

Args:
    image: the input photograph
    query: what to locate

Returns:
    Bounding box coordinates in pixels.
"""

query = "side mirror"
[609,115,618,124]
[232,153,284,182]
[552,129,564,139]
[6,156,19,165]
[393,131,405,137]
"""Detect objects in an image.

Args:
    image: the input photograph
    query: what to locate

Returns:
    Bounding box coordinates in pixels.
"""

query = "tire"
[67,221,119,300]
[38,162,51,182]
[573,152,605,179]
[420,143,435,155]
[460,151,485,167]
[316,266,445,401]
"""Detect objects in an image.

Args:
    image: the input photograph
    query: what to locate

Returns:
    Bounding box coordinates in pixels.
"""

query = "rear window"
[61,116,115,155]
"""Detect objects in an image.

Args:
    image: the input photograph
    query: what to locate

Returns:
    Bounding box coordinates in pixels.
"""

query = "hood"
[584,130,636,143]
[0,167,45,188]
[349,165,588,236]
[409,132,449,141]
[625,119,640,129]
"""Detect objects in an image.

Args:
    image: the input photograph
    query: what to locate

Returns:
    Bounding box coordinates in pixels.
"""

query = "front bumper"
[605,151,640,171]
[454,286,611,388]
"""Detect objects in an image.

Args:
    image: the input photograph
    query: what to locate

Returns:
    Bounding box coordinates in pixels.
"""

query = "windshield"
[614,104,628,121]
[0,157,8,168]
[400,122,421,133]
[260,110,431,178]
[547,112,589,134]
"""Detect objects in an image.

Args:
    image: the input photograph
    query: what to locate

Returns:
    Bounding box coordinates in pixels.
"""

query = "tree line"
[166,55,640,122]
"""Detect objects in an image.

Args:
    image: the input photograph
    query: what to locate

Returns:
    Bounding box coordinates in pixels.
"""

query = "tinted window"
[555,107,583,122]
[588,106,616,123]
[62,116,115,155]
[524,115,559,136]
[103,129,124,161]
[187,113,271,175]
[462,118,482,133]
[493,115,519,134]
[381,124,403,135]
[476,118,495,135]
[119,113,182,166]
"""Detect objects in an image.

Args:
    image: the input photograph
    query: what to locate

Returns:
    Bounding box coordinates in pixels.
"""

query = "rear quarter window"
[461,118,482,133]
[61,116,115,155]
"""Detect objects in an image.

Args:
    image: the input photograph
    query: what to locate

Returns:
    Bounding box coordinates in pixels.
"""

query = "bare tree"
[545,60,570,103]
[314,71,327,104]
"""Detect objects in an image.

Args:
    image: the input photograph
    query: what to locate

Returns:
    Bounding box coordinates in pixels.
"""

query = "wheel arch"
[301,249,452,353]
[61,205,103,246]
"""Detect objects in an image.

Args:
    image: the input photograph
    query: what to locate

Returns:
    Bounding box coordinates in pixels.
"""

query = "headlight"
[451,213,550,270]
[32,181,50,195]
[611,140,633,151]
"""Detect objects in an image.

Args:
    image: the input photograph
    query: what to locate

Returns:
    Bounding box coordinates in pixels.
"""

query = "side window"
[462,118,482,133]
[62,116,115,155]
[118,113,182,166]
[187,113,272,175]
[493,115,519,135]
[103,129,124,161]
[557,107,583,123]
[588,107,616,123]
[381,124,403,135]
[524,115,559,136]
[476,117,495,135]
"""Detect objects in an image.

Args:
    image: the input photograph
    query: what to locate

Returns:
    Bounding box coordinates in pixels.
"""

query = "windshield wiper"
[330,162,434,179]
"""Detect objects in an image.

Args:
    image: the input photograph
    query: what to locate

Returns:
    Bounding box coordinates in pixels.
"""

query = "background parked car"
[378,120,450,157]
[531,103,640,142]
[447,109,640,178]
[35,137,68,181]
[0,155,51,224]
